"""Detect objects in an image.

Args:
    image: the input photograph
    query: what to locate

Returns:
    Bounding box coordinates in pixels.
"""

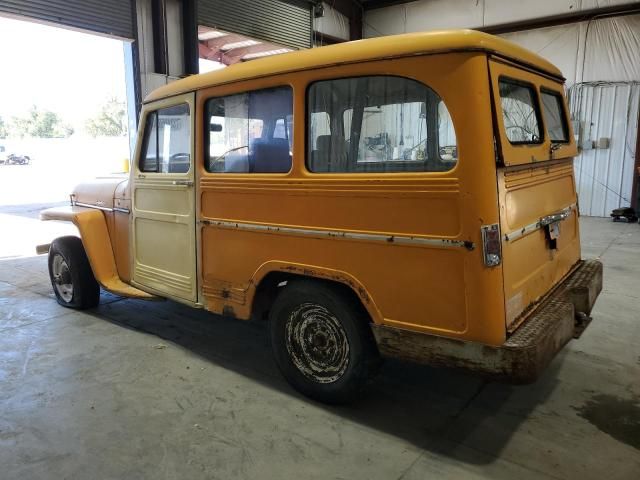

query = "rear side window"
[205,86,293,173]
[307,76,457,173]
[498,78,543,144]
[541,90,569,142]
[139,104,191,173]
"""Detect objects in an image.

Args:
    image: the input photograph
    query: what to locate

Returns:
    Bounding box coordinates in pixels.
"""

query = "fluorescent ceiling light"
[198,30,228,41]
[221,39,261,51]
[242,48,292,60]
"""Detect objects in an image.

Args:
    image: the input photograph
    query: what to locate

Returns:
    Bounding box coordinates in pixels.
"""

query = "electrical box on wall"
[575,121,611,151]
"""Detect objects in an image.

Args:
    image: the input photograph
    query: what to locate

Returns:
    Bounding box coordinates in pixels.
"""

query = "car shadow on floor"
[87,293,562,464]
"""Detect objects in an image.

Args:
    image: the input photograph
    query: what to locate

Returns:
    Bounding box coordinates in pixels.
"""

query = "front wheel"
[48,236,100,309]
[269,280,379,404]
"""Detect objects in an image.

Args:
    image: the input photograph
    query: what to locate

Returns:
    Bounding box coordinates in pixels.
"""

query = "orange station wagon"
[40,30,602,403]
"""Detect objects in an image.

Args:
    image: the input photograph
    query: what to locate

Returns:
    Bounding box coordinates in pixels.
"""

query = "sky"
[0,15,127,130]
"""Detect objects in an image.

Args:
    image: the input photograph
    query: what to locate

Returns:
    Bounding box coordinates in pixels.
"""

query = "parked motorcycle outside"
[3,153,31,165]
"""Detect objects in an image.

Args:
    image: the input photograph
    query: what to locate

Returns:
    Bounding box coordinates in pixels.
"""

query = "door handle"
[172,180,194,187]
[540,207,572,226]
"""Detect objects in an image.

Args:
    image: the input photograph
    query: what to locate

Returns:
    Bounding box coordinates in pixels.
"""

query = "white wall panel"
[500,24,581,83]
[483,0,579,26]
[404,0,484,32]
[569,84,639,216]
[364,0,639,37]
[583,14,640,81]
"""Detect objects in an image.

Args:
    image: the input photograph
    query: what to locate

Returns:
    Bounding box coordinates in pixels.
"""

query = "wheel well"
[250,271,371,323]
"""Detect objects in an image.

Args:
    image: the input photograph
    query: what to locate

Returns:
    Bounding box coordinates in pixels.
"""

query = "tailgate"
[488,57,581,329]
[498,161,581,328]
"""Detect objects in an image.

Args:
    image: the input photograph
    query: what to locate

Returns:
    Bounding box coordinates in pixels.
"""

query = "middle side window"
[307,75,458,173]
[205,86,293,173]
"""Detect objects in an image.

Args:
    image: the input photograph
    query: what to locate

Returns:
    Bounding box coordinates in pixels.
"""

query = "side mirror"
[210,123,222,132]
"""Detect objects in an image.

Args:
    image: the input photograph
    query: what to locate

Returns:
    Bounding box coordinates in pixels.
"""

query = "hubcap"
[285,302,349,384]
[52,254,73,303]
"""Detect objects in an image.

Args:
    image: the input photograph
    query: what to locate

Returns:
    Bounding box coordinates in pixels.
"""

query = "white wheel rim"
[52,254,73,303]
[285,302,350,384]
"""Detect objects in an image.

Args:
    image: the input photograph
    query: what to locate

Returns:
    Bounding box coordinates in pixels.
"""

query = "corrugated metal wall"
[198,0,311,50]
[569,83,639,217]
[0,0,134,39]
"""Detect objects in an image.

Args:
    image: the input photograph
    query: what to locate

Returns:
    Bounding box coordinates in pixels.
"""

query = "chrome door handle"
[540,207,572,226]
[172,180,194,187]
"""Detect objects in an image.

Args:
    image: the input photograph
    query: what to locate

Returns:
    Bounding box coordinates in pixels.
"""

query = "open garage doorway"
[0,16,132,259]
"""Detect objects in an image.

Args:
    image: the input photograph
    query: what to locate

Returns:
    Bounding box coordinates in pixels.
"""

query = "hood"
[71,177,128,210]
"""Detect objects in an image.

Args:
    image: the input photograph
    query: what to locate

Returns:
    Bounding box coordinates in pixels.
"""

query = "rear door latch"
[540,207,572,249]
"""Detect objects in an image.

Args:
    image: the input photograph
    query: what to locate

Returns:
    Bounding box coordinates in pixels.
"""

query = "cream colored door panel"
[131,93,197,303]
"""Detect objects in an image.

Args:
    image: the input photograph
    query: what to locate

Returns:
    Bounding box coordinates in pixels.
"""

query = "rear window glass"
[498,78,543,145]
[541,90,569,142]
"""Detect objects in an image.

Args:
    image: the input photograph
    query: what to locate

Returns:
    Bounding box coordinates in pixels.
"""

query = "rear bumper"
[371,259,603,383]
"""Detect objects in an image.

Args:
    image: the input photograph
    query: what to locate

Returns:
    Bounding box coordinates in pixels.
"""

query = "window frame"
[138,102,192,174]
[304,74,458,175]
[497,76,545,146]
[203,85,294,175]
[540,87,570,144]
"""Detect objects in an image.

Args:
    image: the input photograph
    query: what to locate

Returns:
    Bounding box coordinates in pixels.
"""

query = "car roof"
[144,29,563,104]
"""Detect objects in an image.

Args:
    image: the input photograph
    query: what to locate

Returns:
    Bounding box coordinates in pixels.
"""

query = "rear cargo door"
[489,58,581,329]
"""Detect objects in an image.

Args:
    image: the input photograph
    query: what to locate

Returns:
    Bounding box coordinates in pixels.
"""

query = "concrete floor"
[0,216,638,479]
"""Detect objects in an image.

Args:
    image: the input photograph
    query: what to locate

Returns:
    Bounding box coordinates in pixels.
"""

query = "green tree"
[9,105,73,138]
[0,116,7,138]
[85,97,127,137]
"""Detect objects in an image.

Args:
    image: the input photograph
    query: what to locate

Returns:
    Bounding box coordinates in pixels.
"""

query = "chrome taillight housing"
[481,224,502,267]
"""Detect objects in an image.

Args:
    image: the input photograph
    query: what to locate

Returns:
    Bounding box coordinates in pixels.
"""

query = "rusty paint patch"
[277,265,371,304]
[573,394,640,450]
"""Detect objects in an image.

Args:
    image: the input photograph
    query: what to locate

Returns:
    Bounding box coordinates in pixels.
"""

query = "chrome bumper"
[371,259,603,383]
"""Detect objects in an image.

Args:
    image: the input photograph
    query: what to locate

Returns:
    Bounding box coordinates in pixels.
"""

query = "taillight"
[481,224,502,267]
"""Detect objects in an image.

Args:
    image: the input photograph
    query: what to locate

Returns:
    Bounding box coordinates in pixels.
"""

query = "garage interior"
[0,1,639,479]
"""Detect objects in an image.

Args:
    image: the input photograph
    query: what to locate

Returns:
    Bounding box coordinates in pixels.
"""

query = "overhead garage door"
[198,0,311,50]
[0,0,134,39]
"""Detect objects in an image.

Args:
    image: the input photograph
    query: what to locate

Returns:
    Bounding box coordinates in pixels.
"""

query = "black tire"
[48,236,100,309]
[269,280,379,404]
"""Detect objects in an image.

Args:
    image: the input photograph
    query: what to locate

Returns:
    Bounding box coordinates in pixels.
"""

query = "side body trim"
[200,219,475,250]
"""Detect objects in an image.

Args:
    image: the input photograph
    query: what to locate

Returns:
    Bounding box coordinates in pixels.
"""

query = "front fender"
[40,206,158,300]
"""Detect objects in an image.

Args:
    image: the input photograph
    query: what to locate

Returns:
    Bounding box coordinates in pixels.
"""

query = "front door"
[131,93,197,303]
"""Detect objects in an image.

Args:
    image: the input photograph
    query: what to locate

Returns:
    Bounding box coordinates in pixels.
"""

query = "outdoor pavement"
[0,214,638,479]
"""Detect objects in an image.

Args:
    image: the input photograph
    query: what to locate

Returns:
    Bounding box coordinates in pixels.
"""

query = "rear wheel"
[48,236,100,309]
[269,280,379,404]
